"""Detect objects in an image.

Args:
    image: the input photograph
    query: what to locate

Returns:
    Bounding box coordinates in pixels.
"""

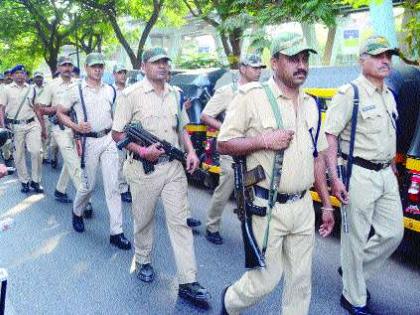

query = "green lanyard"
[261,83,284,257]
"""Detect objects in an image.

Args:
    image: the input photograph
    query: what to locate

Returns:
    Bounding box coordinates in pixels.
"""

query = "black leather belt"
[254,186,306,204]
[6,117,35,125]
[133,154,171,165]
[342,153,391,171]
[84,128,111,138]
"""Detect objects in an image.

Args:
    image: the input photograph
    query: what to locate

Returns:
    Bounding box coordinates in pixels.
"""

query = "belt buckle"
[287,193,300,204]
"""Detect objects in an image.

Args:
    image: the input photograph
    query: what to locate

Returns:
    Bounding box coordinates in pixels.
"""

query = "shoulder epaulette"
[122,81,142,96]
[337,83,353,95]
[238,81,262,94]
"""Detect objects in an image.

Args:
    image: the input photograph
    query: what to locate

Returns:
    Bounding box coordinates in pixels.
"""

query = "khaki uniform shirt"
[61,80,115,132]
[0,82,36,120]
[112,77,189,150]
[324,75,397,163]
[202,83,237,118]
[218,77,328,194]
[37,77,74,107]
[202,83,238,163]
[33,84,45,100]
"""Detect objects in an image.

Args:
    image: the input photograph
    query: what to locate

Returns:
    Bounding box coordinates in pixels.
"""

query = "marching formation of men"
[0,33,404,315]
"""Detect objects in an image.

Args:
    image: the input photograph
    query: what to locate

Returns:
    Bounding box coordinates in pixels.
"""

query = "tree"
[182,0,250,68]
[80,0,187,69]
[0,0,82,75]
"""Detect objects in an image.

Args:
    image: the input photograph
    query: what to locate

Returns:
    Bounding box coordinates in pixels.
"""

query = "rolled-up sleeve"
[112,94,133,132]
[324,90,353,137]
[217,93,248,142]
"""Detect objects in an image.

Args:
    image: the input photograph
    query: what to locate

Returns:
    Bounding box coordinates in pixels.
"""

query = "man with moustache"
[112,64,132,203]
[0,65,46,193]
[37,56,89,206]
[217,32,335,315]
[57,53,131,250]
[201,54,266,245]
[324,35,404,315]
[112,48,211,307]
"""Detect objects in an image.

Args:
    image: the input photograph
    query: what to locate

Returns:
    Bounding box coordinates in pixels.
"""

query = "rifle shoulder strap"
[261,83,285,257]
[13,86,32,121]
[345,82,360,190]
[309,99,322,158]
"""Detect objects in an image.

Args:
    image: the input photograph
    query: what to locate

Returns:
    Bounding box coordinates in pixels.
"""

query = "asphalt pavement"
[1,160,419,315]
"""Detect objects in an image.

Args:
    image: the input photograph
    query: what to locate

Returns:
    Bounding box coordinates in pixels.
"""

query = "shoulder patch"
[337,83,353,95]
[122,81,142,96]
[238,81,262,94]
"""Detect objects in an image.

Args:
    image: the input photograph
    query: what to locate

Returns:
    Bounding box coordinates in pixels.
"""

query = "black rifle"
[117,123,207,179]
[0,128,12,147]
[232,156,267,269]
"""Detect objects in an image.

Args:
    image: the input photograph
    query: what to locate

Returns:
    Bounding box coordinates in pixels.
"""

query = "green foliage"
[237,0,342,27]
[176,52,223,69]
[403,1,420,58]
[341,0,383,8]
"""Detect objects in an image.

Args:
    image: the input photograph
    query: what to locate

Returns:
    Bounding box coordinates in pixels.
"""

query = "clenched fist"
[260,129,294,151]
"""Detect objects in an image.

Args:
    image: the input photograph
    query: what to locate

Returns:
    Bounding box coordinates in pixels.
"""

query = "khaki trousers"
[117,149,129,194]
[225,192,315,315]
[124,159,197,284]
[51,126,82,193]
[12,121,42,183]
[73,134,123,235]
[341,165,404,306]
[206,156,234,232]
[41,117,58,161]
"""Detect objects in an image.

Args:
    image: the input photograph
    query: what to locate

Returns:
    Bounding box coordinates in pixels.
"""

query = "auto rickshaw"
[204,65,420,250]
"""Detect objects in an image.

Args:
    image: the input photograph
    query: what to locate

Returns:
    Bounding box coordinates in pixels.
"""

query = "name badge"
[361,105,376,112]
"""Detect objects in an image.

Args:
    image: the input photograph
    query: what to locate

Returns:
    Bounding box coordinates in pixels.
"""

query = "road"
[0,161,419,315]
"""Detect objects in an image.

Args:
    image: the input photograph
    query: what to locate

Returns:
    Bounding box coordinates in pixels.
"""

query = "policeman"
[201,54,265,245]
[112,47,210,307]
[32,71,50,164]
[3,70,13,85]
[1,70,14,166]
[37,56,92,208]
[0,65,46,193]
[324,35,404,315]
[112,64,132,203]
[57,53,131,250]
[217,32,335,315]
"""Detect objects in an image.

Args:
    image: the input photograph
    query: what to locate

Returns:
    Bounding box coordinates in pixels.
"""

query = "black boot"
[186,217,202,228]
[72,213,84,233]
[340,295,373,315]
[205,230,223,245]
[54,190,72,203]
[83,202,93,219]
[178,282,211,309]
[30,181,44,193]
[136,263,155,283]
[110,233,131,250]
[21,182,30,193]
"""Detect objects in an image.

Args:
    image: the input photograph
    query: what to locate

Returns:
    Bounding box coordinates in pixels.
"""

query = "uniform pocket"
[358,109,383,134]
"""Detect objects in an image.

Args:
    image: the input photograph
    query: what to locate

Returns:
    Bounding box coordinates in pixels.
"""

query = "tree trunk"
[322,26,336,65]
[228,28,242,69]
